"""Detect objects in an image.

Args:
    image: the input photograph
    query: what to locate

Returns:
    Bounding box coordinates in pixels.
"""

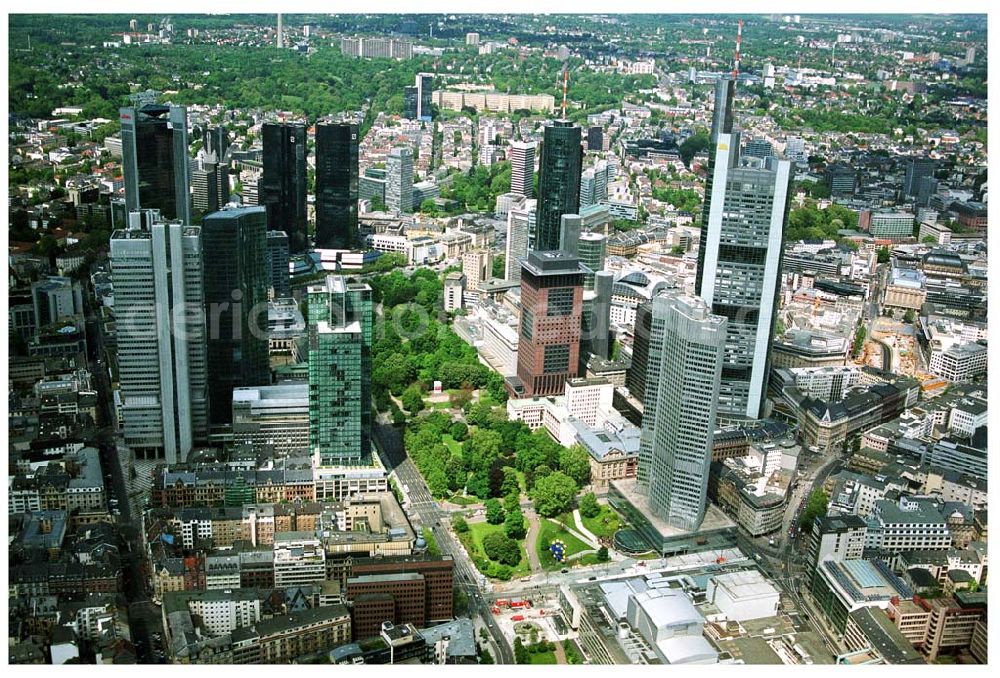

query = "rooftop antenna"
[732,19,744,81]
[561,66,569,119]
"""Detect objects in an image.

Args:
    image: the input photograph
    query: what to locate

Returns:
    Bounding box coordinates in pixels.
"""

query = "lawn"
[528,650,558,664]
[581,505,623,539]
[446,493,479,506]
[457,520,530,580]
[441,434,464,456]
[536,519,594,571]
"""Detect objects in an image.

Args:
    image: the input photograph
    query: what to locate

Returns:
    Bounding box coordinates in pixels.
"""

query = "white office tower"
[386,146,414,214]
[763,62,776,89]
[579,160,609,210]
[509,140,536,198]
[785,136,806,163]
[505,198,536,283]
[110,211,208,464]
[479,121,497,167]
[638,292,727,531]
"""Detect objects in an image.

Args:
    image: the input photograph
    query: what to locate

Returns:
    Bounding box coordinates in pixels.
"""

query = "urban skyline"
[6,10,989,669]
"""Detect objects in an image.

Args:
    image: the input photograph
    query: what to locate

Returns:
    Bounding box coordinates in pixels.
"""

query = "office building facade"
[535,120,583,251]
[308,276,373,465]
[509,140,536,198]
[638,292,727,531]
[509,250,585,398]
[904,157,936,198]
[315,121,360,250]
[696,76,791,422]
[120,103,191,224]
[261,121,308,253]
[577,232,606,290]
[202,206,271,426]
[110,212,208,463]
[505,199,535,283]
[386,146,414,214]
[266,230,291,298]
[415,73,433,121]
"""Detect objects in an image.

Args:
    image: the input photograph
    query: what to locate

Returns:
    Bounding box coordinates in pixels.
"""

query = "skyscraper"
[579,161,609,211]
[505,198,535,283]
[203,125,229,162]
[261,121,308,253]
[559,213,582,256]
[415,73,433,120]
[694,76,735,296]
[110,211,208,463]
[695,74,791,423]
[192,155,224,215]
[403,86,419,120]
[904,157,936,198]
[509,140,536,198]
[120,103,191,223]
[202,206,271,426]
[577,232,607,291]
[638,292,726,531]
[267,230,291,298]
[536,120,582,251]
[307,276,373,466]
[386,146,414,214]
[509,250,585,398]
[587,125,604,152]
[580,270,612,363]
[626,300,653,404]
[315,121,360,250]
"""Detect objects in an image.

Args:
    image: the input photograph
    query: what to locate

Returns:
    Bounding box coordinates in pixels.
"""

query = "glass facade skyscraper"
[119,103,191,224]
[315,121,359,250]
[535,120,582,251]
[202,205,271,426]
[638,292,726,531]
[261,121,308,253]
[307,276,373,466]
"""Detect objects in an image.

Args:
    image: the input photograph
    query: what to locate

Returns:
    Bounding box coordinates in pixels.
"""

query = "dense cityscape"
[5,11,989,667]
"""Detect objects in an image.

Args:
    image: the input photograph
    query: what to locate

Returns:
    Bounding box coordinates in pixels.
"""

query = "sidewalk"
[572,509,599,545]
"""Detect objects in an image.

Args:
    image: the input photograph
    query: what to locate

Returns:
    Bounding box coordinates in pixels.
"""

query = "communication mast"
[561,66,569,119]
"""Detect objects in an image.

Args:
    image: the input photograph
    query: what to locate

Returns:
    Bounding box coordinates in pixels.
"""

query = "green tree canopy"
[532,471,578,518]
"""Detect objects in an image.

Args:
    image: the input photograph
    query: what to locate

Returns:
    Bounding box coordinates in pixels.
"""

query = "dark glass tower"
[416,73,433,120]
[403,86,419,120]
[204,125,229,161]
[261,121,308,253]
[202,206,271,426]
[315,121,359,250]
[120,103,191,223]
[535,120,583,251]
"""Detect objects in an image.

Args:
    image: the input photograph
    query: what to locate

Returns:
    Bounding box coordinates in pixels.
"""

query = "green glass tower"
[535,120,583,251]
[307,275,373,466]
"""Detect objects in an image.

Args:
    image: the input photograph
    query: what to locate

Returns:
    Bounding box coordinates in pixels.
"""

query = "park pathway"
[553,639,568,664]
[524,509,543,573]
[572,509,600,545]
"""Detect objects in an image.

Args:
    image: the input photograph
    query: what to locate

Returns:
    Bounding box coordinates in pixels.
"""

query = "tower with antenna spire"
[561,66,569,119]
[277,14,284,49]
[691,18,792,424]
